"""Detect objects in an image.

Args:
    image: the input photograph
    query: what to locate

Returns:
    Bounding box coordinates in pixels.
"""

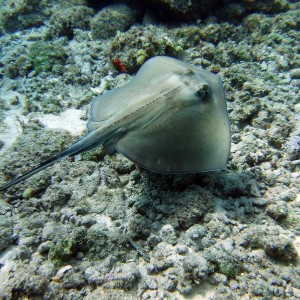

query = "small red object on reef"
[112,58,127,73]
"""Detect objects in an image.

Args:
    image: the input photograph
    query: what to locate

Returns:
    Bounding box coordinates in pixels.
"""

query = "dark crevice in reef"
[87,0,146,23]
[87,0,292,24]
[86,0,226,23]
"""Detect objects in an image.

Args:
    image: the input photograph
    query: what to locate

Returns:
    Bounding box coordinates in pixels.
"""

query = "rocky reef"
[0,0,299,299]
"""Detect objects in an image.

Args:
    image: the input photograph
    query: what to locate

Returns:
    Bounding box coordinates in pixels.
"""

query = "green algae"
[3,40,69,114]
[81,146,106,162]
[28,41,67,75]
[4,55,32,79]
[48,226,87,266]
[47,5,94,39]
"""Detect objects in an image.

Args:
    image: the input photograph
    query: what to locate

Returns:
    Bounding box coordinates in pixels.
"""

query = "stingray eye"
[196,84,209,99]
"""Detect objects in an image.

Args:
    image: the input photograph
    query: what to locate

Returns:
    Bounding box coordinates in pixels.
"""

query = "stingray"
[0,56,230,191]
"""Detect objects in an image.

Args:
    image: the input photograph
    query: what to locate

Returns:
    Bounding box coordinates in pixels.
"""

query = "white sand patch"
[0,109,27,155]
[0,106,86,156]
[0,91,27,155]
[169,283,216,300]
[38,108,86,136]
[0,246,18,296]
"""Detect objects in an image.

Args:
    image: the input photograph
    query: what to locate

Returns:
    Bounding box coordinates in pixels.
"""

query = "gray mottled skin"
[0,56,230,191]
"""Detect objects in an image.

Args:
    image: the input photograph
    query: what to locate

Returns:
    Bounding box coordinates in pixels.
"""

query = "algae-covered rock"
[264,234,298,263]
[0,200,13,251]
[266,114,293,149]
[204,239,245,279]
[28,41,67,75]
[220,0,290,19]
[0,122,75,195]
[46,224,87,266]
[144,0,221,20]
[0,0,45,33]
[159,224,177,245]
[267,201,288,220]
[91,4,135,40]
[174,23,240,49]
[182,253,209,280]
[110,25,182,73]
[0,0,89,33]
[4,52,32,79]
[239,225,265,249]
[172,187,215,229]
[46,5,94,39]
[241,0,290,14]
[86,223,128,260]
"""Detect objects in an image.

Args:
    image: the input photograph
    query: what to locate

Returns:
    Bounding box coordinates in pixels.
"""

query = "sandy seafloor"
[0,1,300,299]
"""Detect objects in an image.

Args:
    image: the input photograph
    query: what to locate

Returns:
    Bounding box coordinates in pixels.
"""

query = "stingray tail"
[0,129,113,192]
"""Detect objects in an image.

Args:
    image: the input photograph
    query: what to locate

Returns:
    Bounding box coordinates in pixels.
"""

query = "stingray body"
[0,56,230,191]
